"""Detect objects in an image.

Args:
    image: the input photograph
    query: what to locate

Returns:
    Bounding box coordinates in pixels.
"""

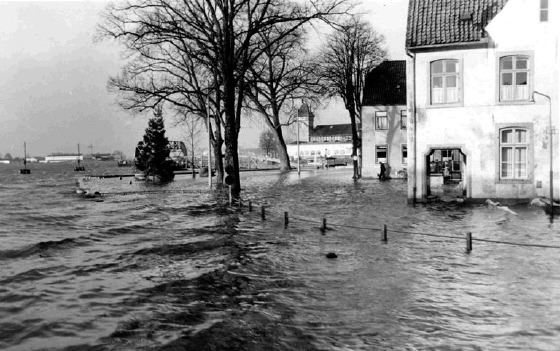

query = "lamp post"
[297,114,300,175]
[206,86,212,189]
[531,90,554,217]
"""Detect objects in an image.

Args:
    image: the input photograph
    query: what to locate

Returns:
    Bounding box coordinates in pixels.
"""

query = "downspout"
[406,49,417,204]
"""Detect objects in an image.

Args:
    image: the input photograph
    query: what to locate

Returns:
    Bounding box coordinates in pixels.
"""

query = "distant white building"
[45,155,83,163]
[285,103,354,165]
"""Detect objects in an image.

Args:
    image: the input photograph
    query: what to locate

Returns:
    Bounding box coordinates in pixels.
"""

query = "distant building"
[362,60,407,178]
[91,153,115,161]
[45,154,83,163]
[285,103,354,164]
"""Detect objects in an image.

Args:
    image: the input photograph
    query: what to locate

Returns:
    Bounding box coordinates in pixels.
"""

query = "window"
[499,55,530,101]
[402,145,408,164]
[431,59,460,104]
[541,0,548,22]
[375,111,388,130]
[500,127,529,180]
[376,145,387,164]
[400,110,407,129]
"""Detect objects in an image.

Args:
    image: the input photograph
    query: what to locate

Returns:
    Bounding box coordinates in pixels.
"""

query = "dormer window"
[540,0,548,22]
[430,59,460,104]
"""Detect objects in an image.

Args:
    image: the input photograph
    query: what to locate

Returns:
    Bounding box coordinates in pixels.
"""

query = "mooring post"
[382,224,387,242]
[466,232,472,253]
[261,205,265,220]
[320,218,327,233]
[248,200,252,212]
[284,211,289,226]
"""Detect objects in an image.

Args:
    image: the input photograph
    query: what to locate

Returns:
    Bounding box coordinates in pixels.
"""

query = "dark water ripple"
[0,163,559,350]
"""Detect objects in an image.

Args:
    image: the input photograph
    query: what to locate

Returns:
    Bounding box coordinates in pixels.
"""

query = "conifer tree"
[135,108,175,182]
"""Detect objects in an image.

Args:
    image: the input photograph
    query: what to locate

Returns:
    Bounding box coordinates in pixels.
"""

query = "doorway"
[427,148,466,198]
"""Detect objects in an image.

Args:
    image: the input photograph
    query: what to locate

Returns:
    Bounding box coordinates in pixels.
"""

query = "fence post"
[248,200,252,212]
[382,224,387,242]
[284,211,289,226]
[466,232,472,253]
[261,205,266,220]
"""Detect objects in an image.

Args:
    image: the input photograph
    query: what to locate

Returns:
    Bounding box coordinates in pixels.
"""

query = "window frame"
[495,124,533,184]
[496,52,534,105]
[429,58,462,106]
[400,110,407,129]
[375,145,388,164]
[375,111,388,130]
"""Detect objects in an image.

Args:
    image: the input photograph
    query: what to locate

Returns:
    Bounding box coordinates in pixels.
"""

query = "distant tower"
[297,102,315,142]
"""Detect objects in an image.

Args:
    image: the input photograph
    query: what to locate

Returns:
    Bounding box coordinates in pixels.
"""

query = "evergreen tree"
[135,108,175,182]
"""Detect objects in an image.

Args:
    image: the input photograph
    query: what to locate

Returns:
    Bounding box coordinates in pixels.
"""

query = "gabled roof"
[406,0,509,49]
[312,124,353,137]
[362,60,406,106]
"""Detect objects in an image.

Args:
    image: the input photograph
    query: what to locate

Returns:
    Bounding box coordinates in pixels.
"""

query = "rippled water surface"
[1,161,559,351]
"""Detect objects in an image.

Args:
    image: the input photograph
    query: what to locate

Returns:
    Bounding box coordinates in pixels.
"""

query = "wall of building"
[362,105,407,178]
[408,0,559,201]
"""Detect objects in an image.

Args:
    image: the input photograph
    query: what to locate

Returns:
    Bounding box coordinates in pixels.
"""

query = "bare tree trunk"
[213,129,224,184]
[275,129,291,171]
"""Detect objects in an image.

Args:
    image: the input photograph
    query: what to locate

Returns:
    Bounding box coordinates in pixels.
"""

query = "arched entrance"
[426,148,467,198]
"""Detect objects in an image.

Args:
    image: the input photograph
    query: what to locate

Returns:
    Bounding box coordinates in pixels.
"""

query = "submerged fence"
[238,198,560,252]
[84,183,560,251]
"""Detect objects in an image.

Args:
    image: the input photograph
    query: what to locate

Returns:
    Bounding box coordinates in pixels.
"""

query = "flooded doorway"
[427,148,466,198]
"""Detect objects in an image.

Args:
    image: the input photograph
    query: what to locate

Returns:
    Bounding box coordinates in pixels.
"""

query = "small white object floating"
[76,189,86,194]
[485,199,517,215]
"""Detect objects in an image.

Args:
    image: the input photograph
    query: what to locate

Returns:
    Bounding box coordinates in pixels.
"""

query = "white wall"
[362,105,407,178]
[409,0,559,201]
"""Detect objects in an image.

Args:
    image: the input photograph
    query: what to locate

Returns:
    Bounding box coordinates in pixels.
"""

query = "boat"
[20,142,30,174]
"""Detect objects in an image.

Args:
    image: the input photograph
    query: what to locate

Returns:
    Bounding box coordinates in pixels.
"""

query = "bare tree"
[259,130,277,157]
[318,17,386,179]
[177,111,204,178]
[97,0,351,197]
[245,26,322,170]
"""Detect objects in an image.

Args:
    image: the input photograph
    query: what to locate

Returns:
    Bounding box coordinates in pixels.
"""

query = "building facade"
[285,103,354,165]
[406,0,559,203]
[362,60,408,178]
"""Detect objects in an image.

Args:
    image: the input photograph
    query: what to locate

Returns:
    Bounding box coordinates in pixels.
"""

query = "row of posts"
[244,200,474,253]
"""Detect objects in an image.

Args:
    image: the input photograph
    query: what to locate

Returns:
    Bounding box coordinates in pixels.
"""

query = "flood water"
[1,161,559,351]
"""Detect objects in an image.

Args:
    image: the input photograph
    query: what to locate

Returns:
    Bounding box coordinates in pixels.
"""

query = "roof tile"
[406,0,508,49]
[362,60,407,106]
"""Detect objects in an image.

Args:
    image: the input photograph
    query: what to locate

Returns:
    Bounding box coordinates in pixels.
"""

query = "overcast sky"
[0,0,408,158]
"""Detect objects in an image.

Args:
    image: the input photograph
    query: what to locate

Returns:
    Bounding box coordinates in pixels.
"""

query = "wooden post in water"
[248,200,252,212]
[261,205,265,220]
[382,224,387,242]
[228,186,232,206]
[321,218,327,233]
[466,232,472,252]
[284,212,289,226]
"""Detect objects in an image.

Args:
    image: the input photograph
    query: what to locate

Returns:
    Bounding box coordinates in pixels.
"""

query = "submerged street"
[1,163,559,350]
